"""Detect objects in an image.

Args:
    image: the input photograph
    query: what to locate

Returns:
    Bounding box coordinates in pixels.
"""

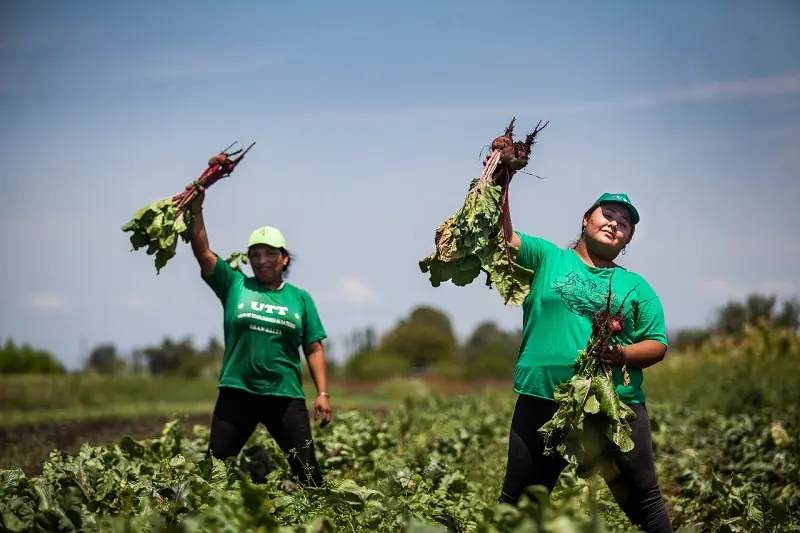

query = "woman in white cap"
[497,187,673,533]
[188,187,332,487]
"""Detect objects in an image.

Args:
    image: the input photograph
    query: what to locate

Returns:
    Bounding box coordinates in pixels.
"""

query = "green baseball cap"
[248,226,287,250]
[591,193,640,225]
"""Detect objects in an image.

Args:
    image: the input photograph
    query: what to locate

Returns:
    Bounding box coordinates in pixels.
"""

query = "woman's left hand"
[598,343,627,366]
[314,394,333,428]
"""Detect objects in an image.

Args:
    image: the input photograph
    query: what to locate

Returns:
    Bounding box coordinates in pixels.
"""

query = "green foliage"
[133,336,224,379]
[84,344,127,376]
[650,403,800,532]
[226,251,249,272]
[712,294,800,335]
[0,374,218,415]
[0,339,65,375]
[419,178,533,307]
[344,350,413,381]
[538,350,635,480]
[121,198,194,274]
[380,306,459,369]
[2,388,798,532]
[460,322,520,380]
[670,293,800,352]
[646,322,800,415]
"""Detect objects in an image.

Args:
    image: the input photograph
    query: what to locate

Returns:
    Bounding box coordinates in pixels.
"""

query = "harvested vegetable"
[226,251,249,272]
[538,272,646,479]
[122,142,256,273]
[418,118,548,306]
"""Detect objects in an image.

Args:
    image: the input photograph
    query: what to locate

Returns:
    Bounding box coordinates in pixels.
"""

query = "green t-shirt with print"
[513,232,668,405]
[202,255,327,399]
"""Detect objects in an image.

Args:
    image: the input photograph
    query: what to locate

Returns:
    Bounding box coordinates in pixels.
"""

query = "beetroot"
[122,141,256,273]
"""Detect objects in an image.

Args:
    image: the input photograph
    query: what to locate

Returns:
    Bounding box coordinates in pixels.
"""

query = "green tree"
[84,343,127,375]
[140,336,217,377]
[461,321,520,379]
[774,297,800,330]
[0,338,66,374]
[380,305,458,370]
[713,293,800,335]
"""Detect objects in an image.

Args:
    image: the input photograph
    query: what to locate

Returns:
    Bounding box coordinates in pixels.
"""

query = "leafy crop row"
[2,386,797,533]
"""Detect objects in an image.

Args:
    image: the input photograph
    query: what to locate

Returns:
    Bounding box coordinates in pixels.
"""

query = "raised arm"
[485,152,522,251]
[501,184,522,250]
[188,186,217,277]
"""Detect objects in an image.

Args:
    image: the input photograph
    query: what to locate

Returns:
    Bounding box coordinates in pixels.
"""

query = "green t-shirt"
[202,255,327,399]
[513,232,668,405]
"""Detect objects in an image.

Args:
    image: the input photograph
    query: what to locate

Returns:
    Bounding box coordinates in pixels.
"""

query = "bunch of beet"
[122,141,256,274]
[482,117,549,189]
[173,141,257,214]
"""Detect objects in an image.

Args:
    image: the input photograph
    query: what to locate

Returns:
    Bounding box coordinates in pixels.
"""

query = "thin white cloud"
[26,293,67,311]
[116,55,273,83]
[287,73,800,123]
[604,74,800,110]
[329,276,378,305]
[125,295,149,309]
[698,280,797,299]
[0,40,273,93]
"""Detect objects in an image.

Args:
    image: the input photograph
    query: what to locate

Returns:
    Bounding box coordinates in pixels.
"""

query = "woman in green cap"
[187,187,332,487]
[496,186,673,532]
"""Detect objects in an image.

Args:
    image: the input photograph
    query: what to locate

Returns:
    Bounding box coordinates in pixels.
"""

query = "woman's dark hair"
[566,206,597,249]
[281,249,293,277]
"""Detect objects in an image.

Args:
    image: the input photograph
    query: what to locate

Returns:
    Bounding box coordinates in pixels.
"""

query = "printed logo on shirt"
[551,271,640,328]
[235,299,298,332]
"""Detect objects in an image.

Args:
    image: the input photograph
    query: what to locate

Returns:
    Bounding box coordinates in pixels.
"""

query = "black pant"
[207,387,323,487]
[499,394,673,533]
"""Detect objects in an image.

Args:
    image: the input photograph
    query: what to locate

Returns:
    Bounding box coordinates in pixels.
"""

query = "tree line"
[2,293,798,379]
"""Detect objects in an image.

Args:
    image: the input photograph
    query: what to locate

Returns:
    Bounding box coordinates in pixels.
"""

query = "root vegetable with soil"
[121,142,256,273]
[538,271,652,479]
[418,118,549,306]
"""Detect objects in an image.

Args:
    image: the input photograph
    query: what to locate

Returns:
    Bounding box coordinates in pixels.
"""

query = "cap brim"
[597,201,640,225]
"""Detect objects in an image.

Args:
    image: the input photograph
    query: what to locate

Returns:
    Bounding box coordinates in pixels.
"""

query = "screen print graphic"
[550,270,645,335]
[236,300,300,336]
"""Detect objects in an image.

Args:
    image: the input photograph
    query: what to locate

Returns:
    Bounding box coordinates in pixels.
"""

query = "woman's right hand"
[189,185,206,213]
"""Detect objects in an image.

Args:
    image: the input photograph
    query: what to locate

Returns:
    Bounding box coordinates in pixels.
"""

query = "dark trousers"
[499,394,673,533]
[207,387,323,487]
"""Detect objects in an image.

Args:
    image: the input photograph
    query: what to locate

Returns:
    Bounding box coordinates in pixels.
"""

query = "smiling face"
[582,202,635,260]
[248,244,288,285]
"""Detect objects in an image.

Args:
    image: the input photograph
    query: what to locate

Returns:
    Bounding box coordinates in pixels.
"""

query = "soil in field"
[0,412,213,476]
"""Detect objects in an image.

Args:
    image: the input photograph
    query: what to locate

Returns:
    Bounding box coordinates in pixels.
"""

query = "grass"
[0,374,510,426]
[643,324,800,414]
[3,323,797,426]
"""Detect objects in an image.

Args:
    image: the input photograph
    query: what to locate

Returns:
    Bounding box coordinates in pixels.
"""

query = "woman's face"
[248,245,286,283]
[583,203,634,256]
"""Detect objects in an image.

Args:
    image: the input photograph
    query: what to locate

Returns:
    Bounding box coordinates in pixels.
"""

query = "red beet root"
[482,118,549,189]
[173,141,256,214]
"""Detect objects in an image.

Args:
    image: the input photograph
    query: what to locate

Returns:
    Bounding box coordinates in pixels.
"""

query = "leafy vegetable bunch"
[121,142,256,273]
[418,118,549,306]
[538,273,644,479]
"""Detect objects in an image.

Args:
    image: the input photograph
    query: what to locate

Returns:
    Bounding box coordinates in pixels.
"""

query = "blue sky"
[1,0,799,369]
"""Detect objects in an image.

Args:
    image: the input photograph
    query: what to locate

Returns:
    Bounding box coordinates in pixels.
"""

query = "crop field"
[1,326,799,532]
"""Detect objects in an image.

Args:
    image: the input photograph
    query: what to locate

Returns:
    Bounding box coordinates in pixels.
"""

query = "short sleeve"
[515,231,557,271]
[632,280,669,347]
[301,291,328,345]
[202,254,242,303]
